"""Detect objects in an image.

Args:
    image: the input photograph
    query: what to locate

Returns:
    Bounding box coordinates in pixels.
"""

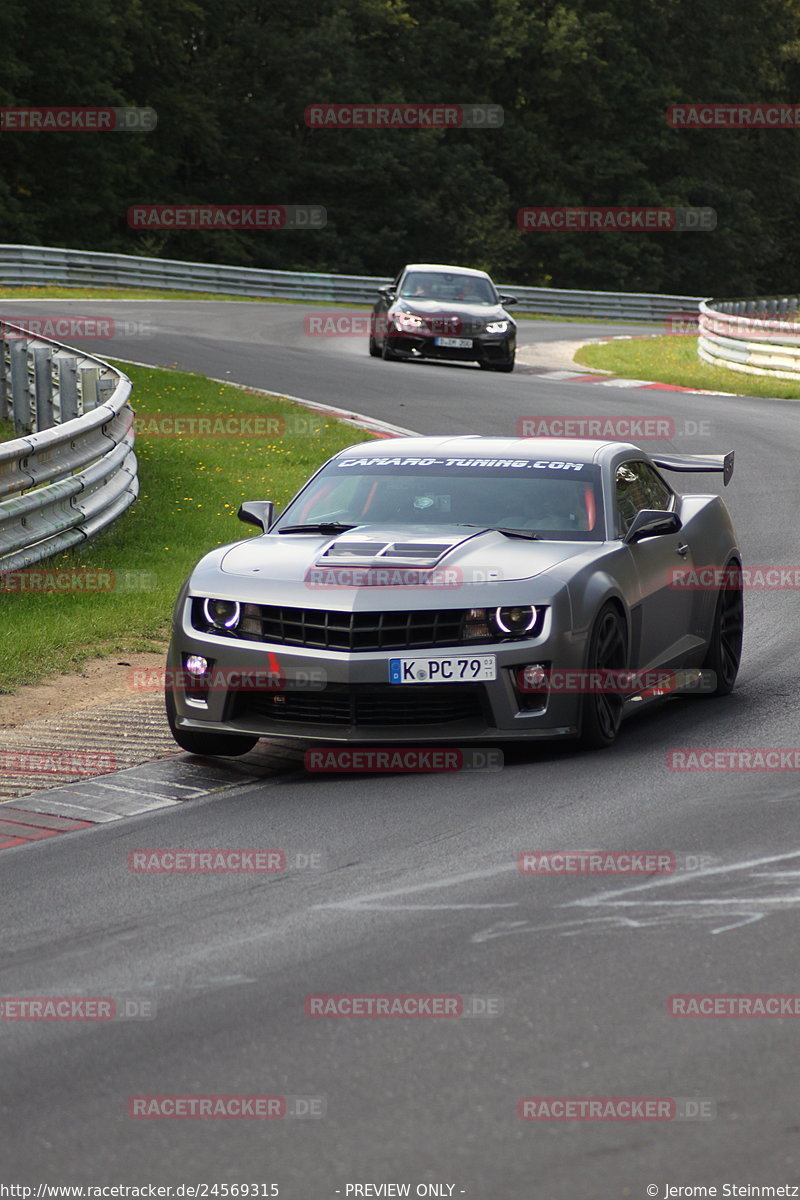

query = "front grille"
[231,683,486,728]
[194,601,480,651]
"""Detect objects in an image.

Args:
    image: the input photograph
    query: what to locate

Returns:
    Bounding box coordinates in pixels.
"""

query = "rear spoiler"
[651,450,734,487]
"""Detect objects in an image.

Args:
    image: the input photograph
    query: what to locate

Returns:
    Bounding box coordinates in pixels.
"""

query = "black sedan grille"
[231,684,486,728]
[194,602,480,651]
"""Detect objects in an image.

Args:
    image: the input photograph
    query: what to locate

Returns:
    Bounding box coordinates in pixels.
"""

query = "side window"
[615,462,673,535]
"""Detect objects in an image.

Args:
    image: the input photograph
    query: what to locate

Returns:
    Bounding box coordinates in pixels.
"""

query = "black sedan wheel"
[578,603,627,749]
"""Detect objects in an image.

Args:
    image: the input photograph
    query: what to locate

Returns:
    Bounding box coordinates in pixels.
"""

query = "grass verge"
[575,334,800,400]
[0,361,374,692]
[0,284,650,325]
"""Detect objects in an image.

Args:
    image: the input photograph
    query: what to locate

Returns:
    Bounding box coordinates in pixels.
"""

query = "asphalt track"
[2,300,800,1198]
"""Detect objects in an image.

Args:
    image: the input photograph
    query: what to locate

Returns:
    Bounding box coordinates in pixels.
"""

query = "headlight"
[493,605,538,635]
[202,597,241,629]
[393,312,428,333]
[485,320,509,334]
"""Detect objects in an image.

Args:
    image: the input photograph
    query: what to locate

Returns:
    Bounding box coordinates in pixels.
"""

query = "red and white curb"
[532,368,737,396]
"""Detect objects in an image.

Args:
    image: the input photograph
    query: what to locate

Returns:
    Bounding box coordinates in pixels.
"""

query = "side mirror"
[238,500,275,532]
[378,286,395,300]
[623,509,682,543]
[499,294,517,305]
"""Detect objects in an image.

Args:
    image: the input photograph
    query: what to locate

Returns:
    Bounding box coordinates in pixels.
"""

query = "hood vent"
[319,537,458,568]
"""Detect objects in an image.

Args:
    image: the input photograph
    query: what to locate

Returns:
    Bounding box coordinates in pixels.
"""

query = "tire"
[700,559,743,696]
[368,334,381,357]
[578,603,627,749]
[165,687,259,757]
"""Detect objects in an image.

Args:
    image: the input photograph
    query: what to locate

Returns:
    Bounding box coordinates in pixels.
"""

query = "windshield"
[274,455,605,541]
[398,271,498,305]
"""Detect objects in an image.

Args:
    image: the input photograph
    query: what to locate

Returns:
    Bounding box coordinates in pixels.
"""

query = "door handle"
[676,542,689,557]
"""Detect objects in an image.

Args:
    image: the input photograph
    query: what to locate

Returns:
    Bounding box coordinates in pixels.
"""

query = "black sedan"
[369,262,517,372]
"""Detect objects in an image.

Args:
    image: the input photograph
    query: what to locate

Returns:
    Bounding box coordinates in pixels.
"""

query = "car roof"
[400,263,493,280]
[335,435,633,465]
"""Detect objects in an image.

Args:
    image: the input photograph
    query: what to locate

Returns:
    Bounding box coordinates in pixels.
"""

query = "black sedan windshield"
[275,456,605,541]
[399,272,498,305]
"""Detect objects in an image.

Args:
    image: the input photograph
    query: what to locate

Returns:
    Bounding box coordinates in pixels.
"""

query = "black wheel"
[368,334,381,357]
[701,560,743,696]
[165,687,259,757]
[578,603,627,749]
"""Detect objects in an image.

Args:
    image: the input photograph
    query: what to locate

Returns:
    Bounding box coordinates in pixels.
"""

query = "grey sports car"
[165,436,742,755]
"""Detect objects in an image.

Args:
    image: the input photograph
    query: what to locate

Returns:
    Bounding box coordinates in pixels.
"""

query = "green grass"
[0,362,374,691]
[574,334,800,399]
[0,284,334,303]
[0,283,648,325]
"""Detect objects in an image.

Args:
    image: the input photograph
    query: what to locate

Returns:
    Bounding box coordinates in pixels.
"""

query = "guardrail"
[698,297,800,380]
[0,244,703,322]
[0,321,138,572]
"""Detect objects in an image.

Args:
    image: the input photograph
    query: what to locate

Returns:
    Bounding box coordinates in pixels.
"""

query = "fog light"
[520,664,548,691]
[495,605,538,635]
[185,654,208,676]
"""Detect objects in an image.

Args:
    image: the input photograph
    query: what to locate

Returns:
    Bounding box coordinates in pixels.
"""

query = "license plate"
[389,655,496,684]
[435,336,473,348]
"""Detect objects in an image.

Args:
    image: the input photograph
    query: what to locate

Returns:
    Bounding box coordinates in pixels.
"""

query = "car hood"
[191,524,597,607]
[392,299,511,322]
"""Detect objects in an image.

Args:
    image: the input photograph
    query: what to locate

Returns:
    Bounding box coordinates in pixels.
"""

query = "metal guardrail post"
[79,365,99,410]
[33,345,54,430]
[57,356,80,421]
[9,341,31,435]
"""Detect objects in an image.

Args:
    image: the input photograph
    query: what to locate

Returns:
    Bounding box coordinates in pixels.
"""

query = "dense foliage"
[2,0,799,293]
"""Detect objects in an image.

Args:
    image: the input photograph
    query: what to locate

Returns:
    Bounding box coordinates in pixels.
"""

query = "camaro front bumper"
[167,603,586,744]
